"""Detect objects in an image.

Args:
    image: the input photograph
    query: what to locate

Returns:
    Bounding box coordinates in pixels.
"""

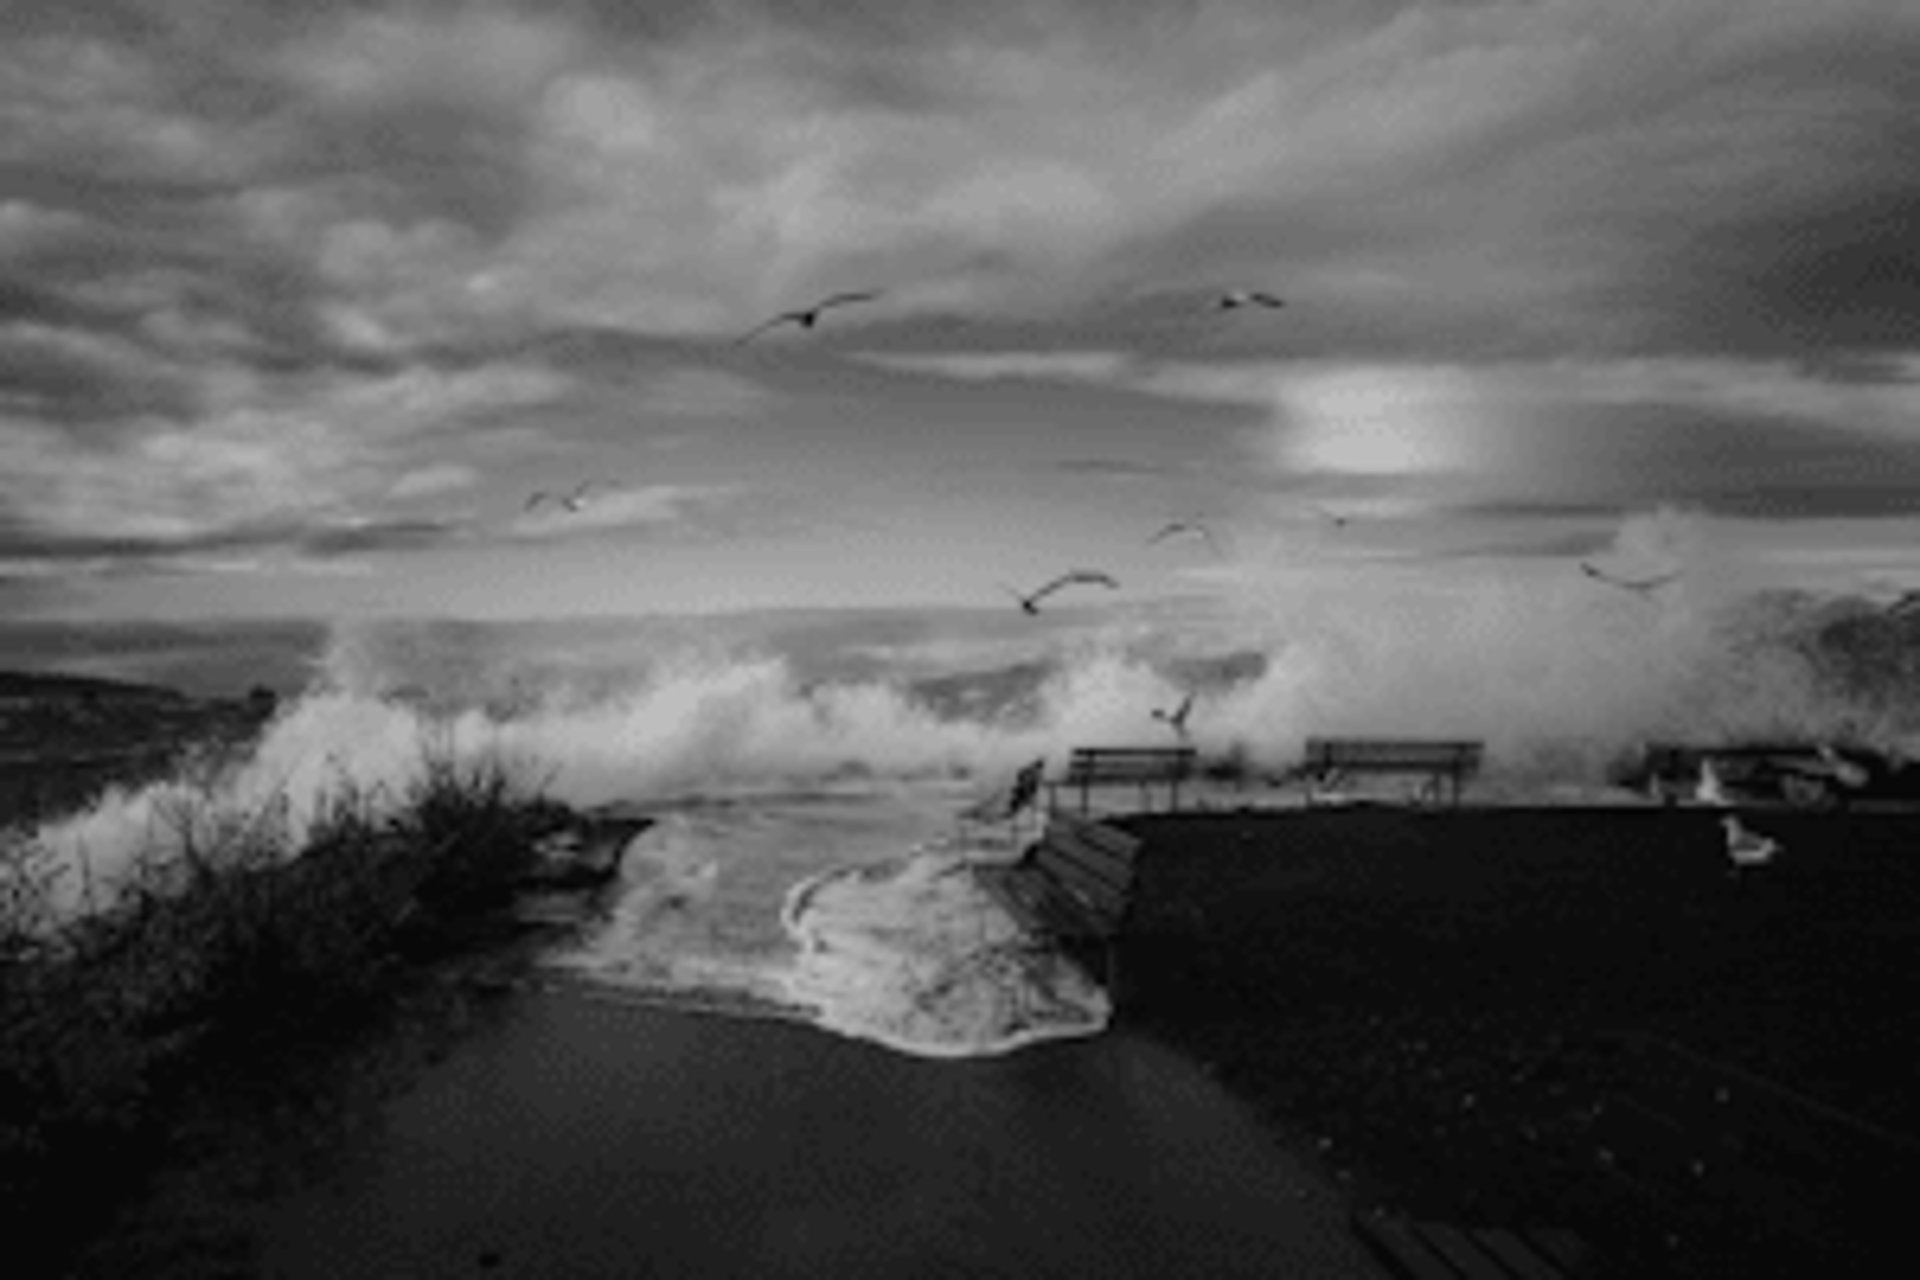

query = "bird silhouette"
[1721,815,1779,872]
[1313,506,1351,530]
[1151,691,1196,740]
[999,570,1120,615]
[1581,562,1681,596]
[734,291,883,345]
[1216,289,1285,311]
[1147,520,1220,554]
[526,481,593,513]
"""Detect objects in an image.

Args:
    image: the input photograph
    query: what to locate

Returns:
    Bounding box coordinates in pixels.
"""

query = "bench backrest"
[1027,814,1144,934]
[1062,746,1197,782]
[1303,739,1483,770]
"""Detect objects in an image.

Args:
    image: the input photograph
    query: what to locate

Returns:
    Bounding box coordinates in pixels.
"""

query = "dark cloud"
[2,1,1916,619]
[1640,185,1920,359]
[1553,407,1920,520]
[0,322,200,429]
[1411,404,1920,523]
[1449,498,1632,521]
[274,104,533,243]
[1051,456,1179,478]
[1425,528,1620,562]
[0,514,245,564]
[0,571,76,613]
[1672,484,1920,523]
[298,518,464,557]
[506,325,723,379]
[0,511,468,568]
[0,275,102,330]
[0,613,330,696]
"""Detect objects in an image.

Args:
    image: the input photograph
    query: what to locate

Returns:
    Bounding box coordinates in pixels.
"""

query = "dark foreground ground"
[1113,804,1920,1278]
[67,983,1385,1280]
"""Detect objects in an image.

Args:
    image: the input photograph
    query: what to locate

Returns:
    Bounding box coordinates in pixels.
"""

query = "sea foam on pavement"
[779,848,1111,1059]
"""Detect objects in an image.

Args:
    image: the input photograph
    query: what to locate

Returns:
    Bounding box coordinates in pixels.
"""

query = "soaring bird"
[734,291,883,345]
[1000,570,1120,615]
[1581,562,1681,596]
[1147,520,1220,554]
[1151,691,1196,740]
[1216,289,1286,311]
[1313,506,1351,530]
[1721,815,1779,872]
[527,481,593,513]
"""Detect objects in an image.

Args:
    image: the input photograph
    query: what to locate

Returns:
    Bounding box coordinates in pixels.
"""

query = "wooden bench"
[1548,1031,1920,1274]
[1353,1213,1595,1279]
[1298,739,1483,807]
[971,814,1144,994]
[1049,746,1197,815]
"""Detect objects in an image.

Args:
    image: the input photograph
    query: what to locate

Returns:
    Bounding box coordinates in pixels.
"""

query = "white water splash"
[779,851,1111,1059]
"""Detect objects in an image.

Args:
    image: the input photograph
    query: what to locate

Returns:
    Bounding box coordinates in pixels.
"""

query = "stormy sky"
[4,0,1919,620]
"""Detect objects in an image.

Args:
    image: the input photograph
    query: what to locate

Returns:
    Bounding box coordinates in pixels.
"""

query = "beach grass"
[0,735,571,1266]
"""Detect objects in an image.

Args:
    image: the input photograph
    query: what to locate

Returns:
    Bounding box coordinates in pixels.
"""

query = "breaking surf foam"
[779,851,1110,1059]
[534,790,1107,1058]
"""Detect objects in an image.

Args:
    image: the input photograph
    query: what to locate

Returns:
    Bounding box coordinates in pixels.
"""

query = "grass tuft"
[0,729,573,1245]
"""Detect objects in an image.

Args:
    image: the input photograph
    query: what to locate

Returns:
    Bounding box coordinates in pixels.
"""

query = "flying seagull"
[999,570,1120,615]
[1216,289,1285,311]
[1721,815,1779,873]
[1581,562,1681,596]
[1313,506,1351,530]
[1151,691,1196,740]
[734,291,883,345]
[526,481,593,513]
[1147,520,1220,554]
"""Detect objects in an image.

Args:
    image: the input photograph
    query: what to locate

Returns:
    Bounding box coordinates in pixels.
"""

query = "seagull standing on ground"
[1721,815,1779,873]
[1817,743,1870,790]
[1147,520,1220,554]
[1216,289,1286,311]
[999,570,1120,615]
[734,291,884,345]
[1695,757,1732,807]
[1581,562,1682,596]
[1151,691,1196,740]
[526,481,593,513]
